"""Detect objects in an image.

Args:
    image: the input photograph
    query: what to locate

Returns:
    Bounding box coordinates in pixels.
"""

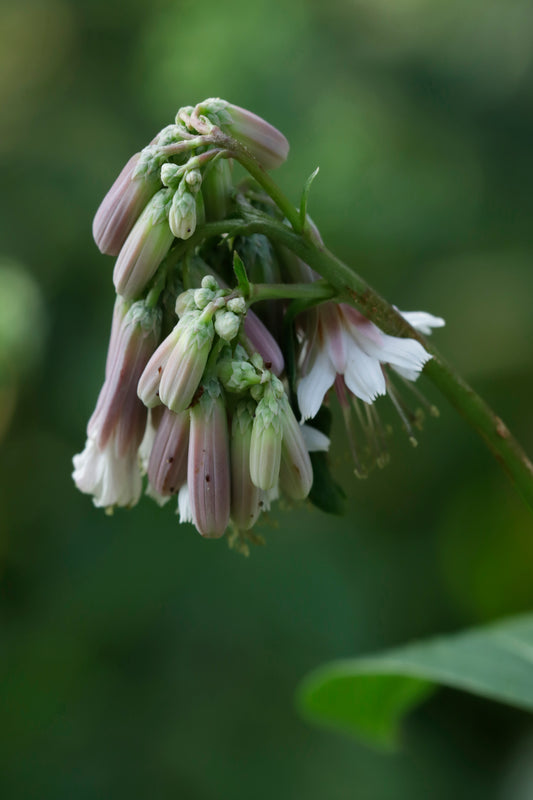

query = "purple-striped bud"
[158,312,215,413]
[147,407,190,497]
[87,301,161,452]
[113,189,174,300]
[243,310,284,376]
[188,381,230,537]
[249,382,283,491]
[278,398,313,500]
[73,301,161,509]
[230,401,263,530]
[93,154,161,256]
[195,99,289,170]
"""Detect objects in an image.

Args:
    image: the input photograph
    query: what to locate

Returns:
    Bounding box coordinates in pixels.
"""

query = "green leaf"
[232,251,250,296]
[297,613,533,749]
[299,166,319,230]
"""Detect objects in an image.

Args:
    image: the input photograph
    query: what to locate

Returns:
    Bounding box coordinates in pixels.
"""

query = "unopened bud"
[185,169,202,191]
[168,189,197,240]
[158,313,215,413]
[231,401,263,530]
[113,189,174,300]
[160,163,183,188]
[194,287,214,310]
[278,398,313,500]
[249,386,283,491]
[93,153,161,256]
[188,381,230,537]
[214,310,241,342]
[226,296,246,315]
[147,408,190,497]
[201,275,219,292]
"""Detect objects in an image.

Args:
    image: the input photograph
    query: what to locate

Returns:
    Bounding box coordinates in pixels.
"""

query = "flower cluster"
[73,98,444,547]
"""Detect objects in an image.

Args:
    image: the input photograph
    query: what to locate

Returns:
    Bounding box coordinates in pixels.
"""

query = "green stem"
[213,132,303,231]
[248,280,335,305]
[191,216,533,510]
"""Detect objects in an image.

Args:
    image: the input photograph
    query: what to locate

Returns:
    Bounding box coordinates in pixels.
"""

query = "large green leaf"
[297,613,533,749]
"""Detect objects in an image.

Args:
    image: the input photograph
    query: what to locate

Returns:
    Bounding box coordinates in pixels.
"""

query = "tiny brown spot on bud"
[205,474,210,482]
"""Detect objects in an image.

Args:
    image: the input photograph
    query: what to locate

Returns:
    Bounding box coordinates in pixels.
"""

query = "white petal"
[177,483,193,524]
[344,341,387,403]
[400,310,445,335]
[354,327,432,376]
[297,346,336,421]
[300,424,330,452]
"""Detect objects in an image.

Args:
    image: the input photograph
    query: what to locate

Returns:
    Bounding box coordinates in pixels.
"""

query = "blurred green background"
[2,0,533,797]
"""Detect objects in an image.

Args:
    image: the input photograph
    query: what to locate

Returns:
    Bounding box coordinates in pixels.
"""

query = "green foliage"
[298,613,533,749]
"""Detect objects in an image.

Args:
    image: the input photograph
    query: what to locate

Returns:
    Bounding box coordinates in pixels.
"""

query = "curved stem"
[248,280,335,305]
[191,216,533,510]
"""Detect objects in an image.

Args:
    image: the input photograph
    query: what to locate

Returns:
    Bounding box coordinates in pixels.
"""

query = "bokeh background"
[2,0,533,797]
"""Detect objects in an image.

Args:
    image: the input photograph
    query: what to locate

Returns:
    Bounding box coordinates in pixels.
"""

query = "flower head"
[297,302,443,422]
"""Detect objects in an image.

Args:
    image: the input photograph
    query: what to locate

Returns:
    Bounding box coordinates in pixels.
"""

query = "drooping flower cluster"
[73,97,444,547]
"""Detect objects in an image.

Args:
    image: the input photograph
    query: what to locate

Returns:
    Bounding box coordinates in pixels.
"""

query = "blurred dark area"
[1,0,533,797]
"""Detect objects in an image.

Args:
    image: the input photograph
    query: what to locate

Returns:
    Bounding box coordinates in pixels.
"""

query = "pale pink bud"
[147,408,190,497]
[244,310,284,376]
[278,398,313,500]
[93,154,161,256]
[188,382,230,537]
[225,103,289,169]
[137,323,181,408]
[87,301,161,454]
[74,302,161,509]
[113,190,174,300]
[230,401,263,530]
[158,313,214,413]
[196,99,289,170]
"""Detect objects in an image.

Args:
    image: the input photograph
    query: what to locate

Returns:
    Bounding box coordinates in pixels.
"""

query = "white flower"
[72,434,142,509]
[297,303,444,422]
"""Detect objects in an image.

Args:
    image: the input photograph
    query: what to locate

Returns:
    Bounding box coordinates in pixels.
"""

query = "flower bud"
[113,190,174,300]
[175,289,197,318]
[249,385,283,491]
[147,408,190,497]
[160,162,183,188]
[93,154,161,256]
[168,188,197,240]
[158,313,215,413]
[214,310,241,342]
[74,301,161,509]
[195,98,289,170]
[226,296,246,315]
[194,287,214,310]
[278,398,313,500]
[243,310,284,376]
[188,381,230,537]
[230,401,263,530]
[137,322,181,408]
[88,301,161,452]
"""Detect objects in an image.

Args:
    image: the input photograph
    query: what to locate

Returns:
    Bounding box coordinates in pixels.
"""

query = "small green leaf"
[297,613,533,749]
[232,251,250,296]
[299,167,320,230]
